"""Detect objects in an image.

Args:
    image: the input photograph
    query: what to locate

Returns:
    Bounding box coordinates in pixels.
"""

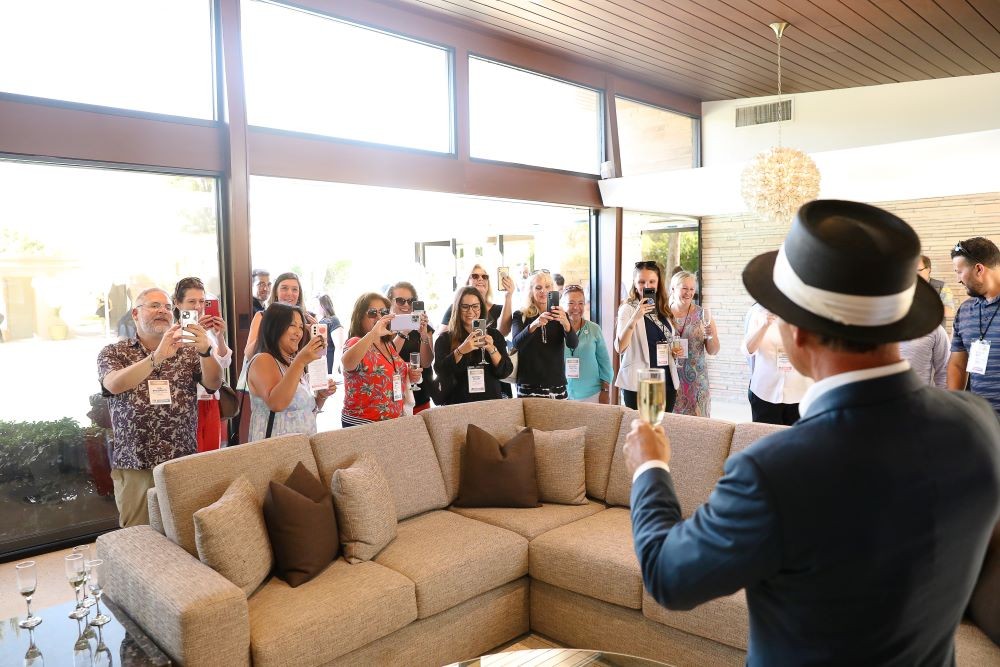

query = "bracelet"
[149,353,160,371]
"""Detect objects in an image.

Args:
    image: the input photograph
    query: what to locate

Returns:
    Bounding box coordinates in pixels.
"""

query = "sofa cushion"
[373,510,528,619]
[529,507,642,609]
[331,453,397,563]
[263,462,339,587]
[248,559,416,667]
[533,427,588,505]
[605,411,734,516]
[523,398,623,500]
[153,433,317,556]
[454,425,539,508]
[311,414,448,522]
[642,587,749,651]
[422,399,526,502]
[193,476,273,597]
[450,500,606,540]
[729,421,787,457]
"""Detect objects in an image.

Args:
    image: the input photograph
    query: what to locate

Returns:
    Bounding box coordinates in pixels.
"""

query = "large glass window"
[469,57,602,174]
[615,97,698,176]
[242,0,453,153]
[0,0,215,119]
[248,176,592,429]
[621,211,700,298]
[0,159,221,557]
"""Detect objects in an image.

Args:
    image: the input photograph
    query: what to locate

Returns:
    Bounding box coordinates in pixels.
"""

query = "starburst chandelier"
[740,22,820,224]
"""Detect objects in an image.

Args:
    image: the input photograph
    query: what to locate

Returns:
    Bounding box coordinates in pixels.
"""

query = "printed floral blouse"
[341,336,408,424]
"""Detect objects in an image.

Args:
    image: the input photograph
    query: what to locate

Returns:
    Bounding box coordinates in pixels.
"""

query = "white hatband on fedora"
[772,244,916,327]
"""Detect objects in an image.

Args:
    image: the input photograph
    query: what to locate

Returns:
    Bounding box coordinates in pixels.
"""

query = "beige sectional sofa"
[96,399,999,666]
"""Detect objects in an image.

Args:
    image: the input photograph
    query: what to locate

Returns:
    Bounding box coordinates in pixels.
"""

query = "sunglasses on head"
[393,297,415,306]
[366,307,391,318]
[563,284,584,295]
[635,261,659,270]
[469,273,489,281]
[954,241,982,265]
[530,269,551,276]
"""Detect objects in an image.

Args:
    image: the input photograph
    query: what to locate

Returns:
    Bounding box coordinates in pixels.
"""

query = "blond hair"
[521,271,553,318]
[668,270,698,308]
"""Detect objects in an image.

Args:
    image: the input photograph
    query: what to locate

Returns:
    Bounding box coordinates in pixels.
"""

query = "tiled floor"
[0,542,92,619]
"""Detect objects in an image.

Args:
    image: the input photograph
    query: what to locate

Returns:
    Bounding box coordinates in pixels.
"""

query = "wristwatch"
[199,346,213,358]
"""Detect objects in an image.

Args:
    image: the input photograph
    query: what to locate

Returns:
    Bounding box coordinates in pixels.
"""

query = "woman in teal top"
[562,285,613,402]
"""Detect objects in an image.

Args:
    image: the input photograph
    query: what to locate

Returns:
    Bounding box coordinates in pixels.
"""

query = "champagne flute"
[73,616,92,667]
[15,561,43,629]
[86,559,111,627]
[409,353,422,388]
[73,545,95,609]
[637,368,667,425]
[65,553,87,620]
[702,307,714,341]
[93,623,113,667]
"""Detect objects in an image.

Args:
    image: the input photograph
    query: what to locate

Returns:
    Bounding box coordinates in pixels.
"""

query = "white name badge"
[777,348,793,372]
[392,374,403,401]
[148,380,172,405]
[468,367,486,393]
[968,339,991,375]
[674,338,689,359]
[307,358,329,391]
[656,343,671,367]
[566,357,581,379]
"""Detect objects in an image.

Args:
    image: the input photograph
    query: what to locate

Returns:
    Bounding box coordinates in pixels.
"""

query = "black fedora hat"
[742,200,942,343]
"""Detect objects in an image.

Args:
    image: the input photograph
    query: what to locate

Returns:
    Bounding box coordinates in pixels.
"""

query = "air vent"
[735,99,792,127]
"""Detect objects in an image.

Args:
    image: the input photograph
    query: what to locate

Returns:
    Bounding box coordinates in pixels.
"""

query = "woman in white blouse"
[741,303,813,425]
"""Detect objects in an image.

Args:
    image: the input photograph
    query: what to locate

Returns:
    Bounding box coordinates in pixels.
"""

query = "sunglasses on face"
[469,273,489,281]
[366,308,391,318]
[394,297,415,306]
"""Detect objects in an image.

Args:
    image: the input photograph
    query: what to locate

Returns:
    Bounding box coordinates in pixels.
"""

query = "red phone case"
[204,300,220,318]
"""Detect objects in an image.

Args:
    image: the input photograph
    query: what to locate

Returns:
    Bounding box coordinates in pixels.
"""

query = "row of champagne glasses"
[14,547,110,630]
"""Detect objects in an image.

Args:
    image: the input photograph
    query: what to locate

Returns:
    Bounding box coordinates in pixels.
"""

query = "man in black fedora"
[625,200,1000,665]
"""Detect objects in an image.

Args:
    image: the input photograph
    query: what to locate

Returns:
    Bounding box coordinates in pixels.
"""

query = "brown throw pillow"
[263,462,340,587]
[533,427,588,505]
[968,521,1000,644]
[453,424,540,508]
[331,453,398,564]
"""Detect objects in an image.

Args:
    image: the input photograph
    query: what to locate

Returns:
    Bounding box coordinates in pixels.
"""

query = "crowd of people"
[94,232,1000,532]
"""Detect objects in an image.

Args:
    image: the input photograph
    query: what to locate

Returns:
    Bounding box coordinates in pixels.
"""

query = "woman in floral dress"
[668,271,720,417]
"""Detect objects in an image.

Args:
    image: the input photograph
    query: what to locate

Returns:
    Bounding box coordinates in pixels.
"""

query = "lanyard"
[672,304,694,336]
[372,339,397,370]
[979,299,1000,340]
[645,311,674,341]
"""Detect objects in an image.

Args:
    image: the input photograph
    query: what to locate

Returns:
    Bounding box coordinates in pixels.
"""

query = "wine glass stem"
[25,596,33,618]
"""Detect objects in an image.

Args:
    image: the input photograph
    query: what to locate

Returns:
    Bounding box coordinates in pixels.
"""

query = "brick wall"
[702,192,1000,403]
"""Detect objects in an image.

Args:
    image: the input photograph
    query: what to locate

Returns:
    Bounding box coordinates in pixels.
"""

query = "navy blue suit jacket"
[631,370,1000,666]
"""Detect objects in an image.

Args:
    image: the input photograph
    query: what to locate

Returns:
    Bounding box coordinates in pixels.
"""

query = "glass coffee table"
[0,597,171,666]
[451,648,672,666]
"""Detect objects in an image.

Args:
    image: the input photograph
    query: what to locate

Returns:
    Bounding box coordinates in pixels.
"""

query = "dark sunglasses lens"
[395,297,414,306]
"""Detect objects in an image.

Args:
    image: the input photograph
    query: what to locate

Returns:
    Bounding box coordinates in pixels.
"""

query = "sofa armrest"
[97,526,250,667]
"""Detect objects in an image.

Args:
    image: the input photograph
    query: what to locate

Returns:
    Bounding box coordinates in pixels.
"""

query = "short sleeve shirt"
[951,294,1000,413]
[97,339,203,470]
[342,337,408,422]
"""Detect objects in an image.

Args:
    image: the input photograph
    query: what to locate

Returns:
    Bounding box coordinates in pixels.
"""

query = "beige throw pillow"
[331,453,398,564]
[193,476,273,597]
[532,427,588,505]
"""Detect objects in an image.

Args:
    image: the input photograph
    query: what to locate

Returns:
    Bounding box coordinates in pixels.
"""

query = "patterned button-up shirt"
[97,338,203,470]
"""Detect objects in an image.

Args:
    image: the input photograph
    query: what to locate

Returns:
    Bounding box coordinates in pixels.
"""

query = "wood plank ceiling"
[394,0,1000,100]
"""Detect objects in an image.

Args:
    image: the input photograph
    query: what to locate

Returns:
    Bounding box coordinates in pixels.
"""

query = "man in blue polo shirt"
[948,237,1000,413]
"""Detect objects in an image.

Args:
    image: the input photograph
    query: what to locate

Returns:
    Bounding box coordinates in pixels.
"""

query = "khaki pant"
[111,468,155,528]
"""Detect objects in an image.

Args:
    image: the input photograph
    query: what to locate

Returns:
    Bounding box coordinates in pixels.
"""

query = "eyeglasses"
[138,303,170,312]
[366,308,390,318]
[393,297,415,306]
[468,273,489,281]
[634,261,659,270]
[954,241,982,265]
[458,303,481,312]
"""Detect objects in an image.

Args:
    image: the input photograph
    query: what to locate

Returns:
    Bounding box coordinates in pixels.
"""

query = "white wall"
[702,72,1000,167]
